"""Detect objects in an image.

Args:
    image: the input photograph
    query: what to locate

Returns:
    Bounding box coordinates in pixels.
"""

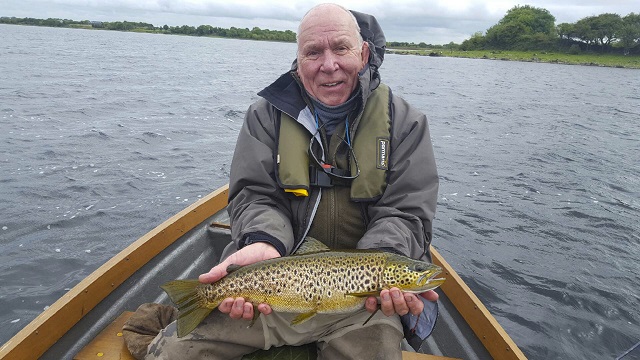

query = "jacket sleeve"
[227,99,295,256]
[356,96,439,261]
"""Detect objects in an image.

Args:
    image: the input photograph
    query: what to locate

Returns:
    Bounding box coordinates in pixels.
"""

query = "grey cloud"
[3,0,638,44]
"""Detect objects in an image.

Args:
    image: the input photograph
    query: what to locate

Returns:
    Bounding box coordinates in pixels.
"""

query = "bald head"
[297,3,363,47]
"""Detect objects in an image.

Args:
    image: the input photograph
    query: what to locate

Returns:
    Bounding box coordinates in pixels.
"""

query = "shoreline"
[3,23,638,69]
[386,49,640,69]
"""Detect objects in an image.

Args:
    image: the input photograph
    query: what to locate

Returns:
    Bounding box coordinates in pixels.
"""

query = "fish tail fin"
[160,279,215,338]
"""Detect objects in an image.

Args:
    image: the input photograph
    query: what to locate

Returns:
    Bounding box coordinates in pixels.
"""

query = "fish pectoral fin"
[345,290,379,297]
[363,307,379,326]
[290,310,318,325]
[248,304,260,328]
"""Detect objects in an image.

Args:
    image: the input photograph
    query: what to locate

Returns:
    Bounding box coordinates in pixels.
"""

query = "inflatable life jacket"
[276,84,392,201]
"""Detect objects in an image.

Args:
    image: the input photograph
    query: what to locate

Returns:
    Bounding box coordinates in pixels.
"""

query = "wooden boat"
[0,184,527,360]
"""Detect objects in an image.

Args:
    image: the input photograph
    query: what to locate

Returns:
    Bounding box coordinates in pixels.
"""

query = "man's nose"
[319,50,339,72]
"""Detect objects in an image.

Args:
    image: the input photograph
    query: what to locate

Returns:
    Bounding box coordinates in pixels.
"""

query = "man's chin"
[316,94,349,106]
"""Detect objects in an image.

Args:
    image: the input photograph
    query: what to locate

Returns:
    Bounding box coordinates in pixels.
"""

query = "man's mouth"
[322,81,343,87]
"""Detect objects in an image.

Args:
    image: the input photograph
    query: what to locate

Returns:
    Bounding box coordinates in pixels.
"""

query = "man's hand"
[199,242,281,283]
[199,242,280,319]
[217,297,273,320]
[365,289,439,317]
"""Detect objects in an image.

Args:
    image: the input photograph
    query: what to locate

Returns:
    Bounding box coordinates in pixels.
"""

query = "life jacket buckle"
[309,165,353,188]
[309,165,334,188]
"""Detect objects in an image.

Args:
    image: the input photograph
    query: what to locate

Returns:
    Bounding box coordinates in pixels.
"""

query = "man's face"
[297,7,369,106]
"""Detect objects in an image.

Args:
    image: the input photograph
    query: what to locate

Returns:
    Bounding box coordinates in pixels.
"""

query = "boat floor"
[74,312,460,360]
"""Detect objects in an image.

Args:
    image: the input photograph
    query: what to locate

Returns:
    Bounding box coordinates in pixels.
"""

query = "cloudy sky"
[2,0,638,44]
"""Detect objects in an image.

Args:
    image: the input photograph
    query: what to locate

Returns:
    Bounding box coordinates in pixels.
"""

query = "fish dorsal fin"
[226,264,243,273]
[292,237,330,256]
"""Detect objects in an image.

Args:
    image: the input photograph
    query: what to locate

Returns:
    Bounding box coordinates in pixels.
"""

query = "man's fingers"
[257,303,272,315]
[380,289,395,316]
[405,293,424,316]
[198,258,230,284]
[420,290,439,302]
[219,297,271,320]
[390,288,409,316]
[228,298,246,319]
[365,297,378,313]
[218,297,235,314]
[379,288,427,317]
[242,302,254,320]
[198,267,224,283]
[198,252,242,284]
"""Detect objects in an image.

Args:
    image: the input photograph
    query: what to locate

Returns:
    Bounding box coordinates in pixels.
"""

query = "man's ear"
[361,41,370,66]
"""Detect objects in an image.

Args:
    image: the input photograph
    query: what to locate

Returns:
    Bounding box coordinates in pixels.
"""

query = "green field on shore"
[387,49,640,69]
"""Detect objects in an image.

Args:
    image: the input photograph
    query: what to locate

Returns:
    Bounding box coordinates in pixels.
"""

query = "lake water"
[1,24,638,359]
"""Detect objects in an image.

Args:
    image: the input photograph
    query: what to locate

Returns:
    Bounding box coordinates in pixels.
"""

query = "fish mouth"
[416,268,444,290]
[420,277,446,291]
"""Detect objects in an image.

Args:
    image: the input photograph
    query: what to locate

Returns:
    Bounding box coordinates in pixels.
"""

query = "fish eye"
[413,263,429,272]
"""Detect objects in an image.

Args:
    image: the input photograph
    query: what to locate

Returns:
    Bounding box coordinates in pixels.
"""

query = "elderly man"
[145,3,439,359]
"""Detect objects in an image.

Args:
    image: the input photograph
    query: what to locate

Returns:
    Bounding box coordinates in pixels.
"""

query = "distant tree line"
[173,25,296,42]
[4,9,639,54]
[386,41,459,50]
[0,17,155,30]
[0,16,296,42]
[459,6,640,54]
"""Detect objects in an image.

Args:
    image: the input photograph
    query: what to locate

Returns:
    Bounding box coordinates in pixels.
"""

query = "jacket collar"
[257,62,380,121]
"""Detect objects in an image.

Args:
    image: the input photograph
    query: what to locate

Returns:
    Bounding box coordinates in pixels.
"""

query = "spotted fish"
[160,238,445,337]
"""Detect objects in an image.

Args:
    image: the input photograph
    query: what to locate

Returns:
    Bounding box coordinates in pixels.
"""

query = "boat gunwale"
[431,248,527,359]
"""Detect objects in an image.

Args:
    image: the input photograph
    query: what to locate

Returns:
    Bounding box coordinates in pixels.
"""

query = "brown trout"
[161,238,445,337]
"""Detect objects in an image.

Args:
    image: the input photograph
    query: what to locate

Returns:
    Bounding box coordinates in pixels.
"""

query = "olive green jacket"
[227,61,439,262]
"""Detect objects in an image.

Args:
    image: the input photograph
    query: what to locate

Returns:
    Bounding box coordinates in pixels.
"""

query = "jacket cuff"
[240,231,287,257]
